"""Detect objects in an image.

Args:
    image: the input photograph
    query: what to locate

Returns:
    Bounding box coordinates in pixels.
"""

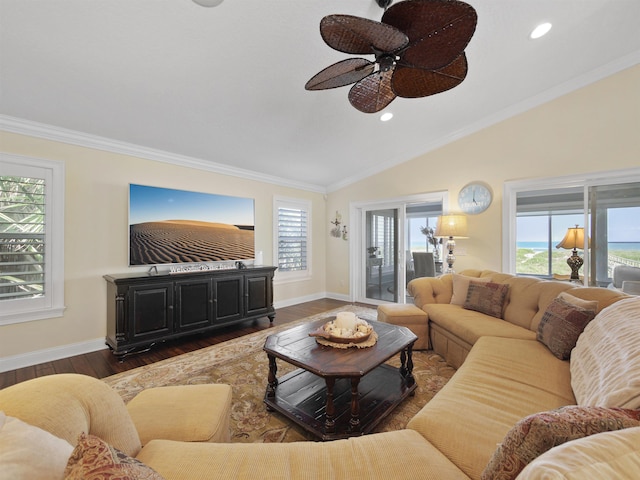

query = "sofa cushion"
[464,281,510,319]
[407,336,575,480]
[65,432,165,480]
[424,304,536,347]
[0,411,74,480]
[571,297,640,408]
[536,295,596,360]
[482,406,640,480]
[450,273,490,305]
[0,374,142,458]
[137,429,470,480]
[515,426,640,480]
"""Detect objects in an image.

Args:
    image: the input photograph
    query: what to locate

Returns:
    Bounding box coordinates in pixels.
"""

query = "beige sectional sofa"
[2,270,640,479]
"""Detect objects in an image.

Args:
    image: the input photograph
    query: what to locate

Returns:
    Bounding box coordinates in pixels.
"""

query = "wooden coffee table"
[263,317,417,441]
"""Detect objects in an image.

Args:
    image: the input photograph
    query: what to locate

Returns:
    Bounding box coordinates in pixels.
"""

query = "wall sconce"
[435,214,468,273]
[330,211,348,240]
[556,225,587,281]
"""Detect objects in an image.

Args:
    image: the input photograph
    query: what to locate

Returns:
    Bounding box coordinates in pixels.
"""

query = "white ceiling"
[1,1,639,193]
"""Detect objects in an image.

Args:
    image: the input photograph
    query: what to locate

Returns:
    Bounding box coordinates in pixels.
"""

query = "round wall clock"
[458,182,492,214]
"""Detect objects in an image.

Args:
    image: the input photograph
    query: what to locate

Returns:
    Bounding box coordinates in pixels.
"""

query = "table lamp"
[435,215,468,273]
[556,225,586,281]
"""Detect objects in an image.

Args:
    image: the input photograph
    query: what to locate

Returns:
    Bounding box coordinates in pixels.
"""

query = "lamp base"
[567,249,584,281]
[445,236,456,274]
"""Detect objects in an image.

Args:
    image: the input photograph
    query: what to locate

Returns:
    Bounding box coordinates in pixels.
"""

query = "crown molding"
[0,115,327,194]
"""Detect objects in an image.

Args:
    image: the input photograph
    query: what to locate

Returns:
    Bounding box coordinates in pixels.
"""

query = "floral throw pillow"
[537,296,596,360]
[481,406,640,480]
[64,432,165,480]
[463,281,509,318]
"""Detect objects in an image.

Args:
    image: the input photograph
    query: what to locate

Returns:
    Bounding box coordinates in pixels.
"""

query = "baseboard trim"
[2,294,355,372]
[0,339,108,373]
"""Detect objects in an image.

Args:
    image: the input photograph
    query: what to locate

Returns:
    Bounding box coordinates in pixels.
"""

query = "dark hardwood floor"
[0,299,373,389]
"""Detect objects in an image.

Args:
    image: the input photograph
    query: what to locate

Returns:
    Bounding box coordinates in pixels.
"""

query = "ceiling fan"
[305,0,477,113]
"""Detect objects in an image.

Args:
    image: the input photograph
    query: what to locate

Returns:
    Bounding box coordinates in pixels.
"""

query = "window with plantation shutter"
[1,154,65,325]
[274,197,311,280]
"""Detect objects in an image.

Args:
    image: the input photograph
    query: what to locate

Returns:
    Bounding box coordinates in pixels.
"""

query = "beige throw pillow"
[557,291,599,311]
[450,273,490,305]
[0,411,74,480]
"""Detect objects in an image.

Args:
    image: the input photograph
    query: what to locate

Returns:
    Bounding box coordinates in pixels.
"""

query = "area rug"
[103,305,455,443]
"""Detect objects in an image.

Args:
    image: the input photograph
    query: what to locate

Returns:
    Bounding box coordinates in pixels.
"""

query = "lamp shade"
[435,215,468,238]
[556,226,587,250]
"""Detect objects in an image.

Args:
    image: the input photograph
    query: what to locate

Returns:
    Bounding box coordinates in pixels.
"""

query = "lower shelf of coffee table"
[263,363,416,441]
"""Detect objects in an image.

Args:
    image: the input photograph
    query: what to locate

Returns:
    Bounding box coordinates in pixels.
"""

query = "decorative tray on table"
[308,313,374,344]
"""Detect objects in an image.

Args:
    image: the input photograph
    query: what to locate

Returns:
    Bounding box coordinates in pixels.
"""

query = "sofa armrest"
[407,275,454,308]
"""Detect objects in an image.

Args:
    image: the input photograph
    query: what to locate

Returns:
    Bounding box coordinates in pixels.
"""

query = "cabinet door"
[245,273,272,317]
[175,278,213,331]
[212,275,243,324]
[129,283,173,342]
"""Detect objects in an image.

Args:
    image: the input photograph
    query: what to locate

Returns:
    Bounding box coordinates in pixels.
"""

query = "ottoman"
[126,384,232,445]
[377,304,429,350]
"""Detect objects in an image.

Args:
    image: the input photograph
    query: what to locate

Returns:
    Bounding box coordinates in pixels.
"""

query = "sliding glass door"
[351,193,445,305]
[365,208,399,302]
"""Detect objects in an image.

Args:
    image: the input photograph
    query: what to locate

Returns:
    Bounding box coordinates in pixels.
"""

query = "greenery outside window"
[0,154,65,325]
[273,197,311,282]
[503,169,640,286]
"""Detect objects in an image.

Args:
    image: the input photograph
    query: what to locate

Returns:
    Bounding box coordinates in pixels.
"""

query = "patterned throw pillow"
[463,281,510,318]
[450,274,490,305]
[537,296,596,360]
[481,406,640,480]
[64,432,165,480]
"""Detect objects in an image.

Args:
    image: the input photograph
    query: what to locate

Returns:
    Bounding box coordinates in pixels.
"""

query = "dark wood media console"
[104,266,276,358]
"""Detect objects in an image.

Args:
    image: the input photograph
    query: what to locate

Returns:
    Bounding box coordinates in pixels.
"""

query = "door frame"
[349,191,448,305]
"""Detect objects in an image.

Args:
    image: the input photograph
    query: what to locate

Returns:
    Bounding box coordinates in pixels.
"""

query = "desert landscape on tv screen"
[129,184,255,266]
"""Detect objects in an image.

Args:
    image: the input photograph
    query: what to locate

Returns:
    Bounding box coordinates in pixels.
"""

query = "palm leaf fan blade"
[392,53,468,98]
[348,69,396,113]
[305,58,375,91]
[383,0,477,70]
[320,14,408,55]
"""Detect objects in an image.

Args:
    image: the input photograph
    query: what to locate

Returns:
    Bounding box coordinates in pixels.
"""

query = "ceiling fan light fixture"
[530,22,552,39]
[192,0,224,7]
[380,112,394,121]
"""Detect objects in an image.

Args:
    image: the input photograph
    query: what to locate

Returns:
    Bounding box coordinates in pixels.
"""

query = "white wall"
[325,64,640,297]
[0,133,326,368]
[1,64,638,370]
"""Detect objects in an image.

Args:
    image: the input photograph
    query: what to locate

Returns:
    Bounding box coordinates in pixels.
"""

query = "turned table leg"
[265,353,278,410]
[349,377,361,432]
[400,342,416,394]
[324,377,336,434]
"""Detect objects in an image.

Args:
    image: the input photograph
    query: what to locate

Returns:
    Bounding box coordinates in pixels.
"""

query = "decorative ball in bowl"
[309,312,373,344]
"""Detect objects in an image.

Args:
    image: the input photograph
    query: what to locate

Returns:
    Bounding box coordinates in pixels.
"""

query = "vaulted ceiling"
[1,1,639,192]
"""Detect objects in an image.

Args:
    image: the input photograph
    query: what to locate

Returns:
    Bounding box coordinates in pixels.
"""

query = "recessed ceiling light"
[380,112,393,122]
[530,22,552,39]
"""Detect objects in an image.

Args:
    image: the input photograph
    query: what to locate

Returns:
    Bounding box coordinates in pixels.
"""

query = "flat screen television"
[128,184,255,267]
